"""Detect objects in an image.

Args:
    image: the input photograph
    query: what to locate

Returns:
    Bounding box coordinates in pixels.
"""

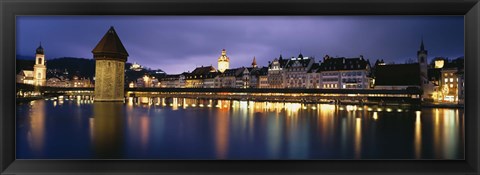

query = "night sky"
[17,16,464,74]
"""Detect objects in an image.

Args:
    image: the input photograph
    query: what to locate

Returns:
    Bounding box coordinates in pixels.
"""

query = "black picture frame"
[1,0,479,174]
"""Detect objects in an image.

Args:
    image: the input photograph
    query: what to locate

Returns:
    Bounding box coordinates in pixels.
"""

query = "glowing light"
[397,109,403,112]
[339,107,344,110]
[199,104,204,107]
[191,104,196,107]
[373,112,378,120]
[377,108,382,112]
[386,108,392,112]
[208,104,212,107]
[311,106,317,110]
[367,108,373,111]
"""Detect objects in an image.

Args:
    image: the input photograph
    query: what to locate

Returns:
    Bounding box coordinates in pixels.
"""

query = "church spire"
[420,37,425,51]
[36,42,44,54]
[252,56,258,68]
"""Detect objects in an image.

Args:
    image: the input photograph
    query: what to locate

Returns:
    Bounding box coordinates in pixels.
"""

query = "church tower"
[417,38,429,96]
[217,49,230,73]
[252,56,258,68]
[92,26,129,102]
[33,43,46,86]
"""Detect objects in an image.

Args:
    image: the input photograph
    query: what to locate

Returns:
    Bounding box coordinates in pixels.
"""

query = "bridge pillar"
[92,27,129,102]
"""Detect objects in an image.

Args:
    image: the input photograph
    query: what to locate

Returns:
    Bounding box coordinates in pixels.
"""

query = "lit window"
[445,78,448,83]
[450,78,453,82]
[450,84,453,88]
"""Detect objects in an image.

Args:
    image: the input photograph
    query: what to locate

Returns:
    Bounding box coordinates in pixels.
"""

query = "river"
[16,97,464,159]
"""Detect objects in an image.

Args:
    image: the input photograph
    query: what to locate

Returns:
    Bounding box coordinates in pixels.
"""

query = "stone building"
[92,26,129,102]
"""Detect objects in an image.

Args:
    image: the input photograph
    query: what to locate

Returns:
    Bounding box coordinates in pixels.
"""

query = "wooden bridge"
[16,83,422,104]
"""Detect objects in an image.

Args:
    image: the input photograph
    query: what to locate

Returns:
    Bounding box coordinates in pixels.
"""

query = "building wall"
[320,71,340,89]
[94,60,125,101]
[339,70,369,89]
[33,53,46,86]
[259,75,269,88]
[306,72,321,89]
[440,69,459,102]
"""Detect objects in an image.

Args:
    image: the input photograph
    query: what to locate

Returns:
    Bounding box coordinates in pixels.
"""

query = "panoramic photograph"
[15,16,464,159]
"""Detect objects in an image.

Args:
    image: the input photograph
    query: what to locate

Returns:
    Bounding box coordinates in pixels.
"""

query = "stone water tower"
[92,26,129,102]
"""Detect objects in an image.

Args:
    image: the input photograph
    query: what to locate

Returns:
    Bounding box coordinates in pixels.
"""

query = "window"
[450,78,453,82]
[450,84,453,88]
[445,78,448,83]
[38,58,42,65]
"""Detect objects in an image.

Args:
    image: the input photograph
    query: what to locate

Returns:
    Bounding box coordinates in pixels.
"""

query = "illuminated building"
[184,66,216,88]
[284,53,315,89]
[217,49,230,73]
[319,55,372,89]
[33,43,47,86]
[267,55,289,88]
[159,74,182,88]
[306,63,321,89]
[129,62,143,71]
[92,26,129,102]
[248,66,268,88]
[17,43,47,86]
[440,68,459,102]
[218,67,246,88]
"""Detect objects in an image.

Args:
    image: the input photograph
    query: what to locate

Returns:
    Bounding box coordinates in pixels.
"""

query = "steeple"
[420,37,425,51]
[252,56,258,68]
[36,42,44,54]
[92,26,129,62]
[417,38,428,56]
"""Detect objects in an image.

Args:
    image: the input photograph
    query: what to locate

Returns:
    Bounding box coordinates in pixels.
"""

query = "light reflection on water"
[16,97,464,159]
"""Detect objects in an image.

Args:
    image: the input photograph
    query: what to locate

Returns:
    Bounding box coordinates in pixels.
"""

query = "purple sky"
[17,16,464,74]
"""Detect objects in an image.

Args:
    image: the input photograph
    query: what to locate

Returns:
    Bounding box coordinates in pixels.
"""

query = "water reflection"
[414,111,422,159]
[91,102,124,158]
[16,97,465,159]
[27,100,46,155]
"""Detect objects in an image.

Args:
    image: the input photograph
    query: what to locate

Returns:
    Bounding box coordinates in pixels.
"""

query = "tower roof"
[36,42,44,54]
[92,26,129,61]
[417,38,428,55]
[420,38,425,51]
[252,56,257,67]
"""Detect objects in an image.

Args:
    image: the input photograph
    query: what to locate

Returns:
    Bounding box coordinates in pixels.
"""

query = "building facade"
[319,55,371,89]
[284,54,315,89]
[267,55,289,88]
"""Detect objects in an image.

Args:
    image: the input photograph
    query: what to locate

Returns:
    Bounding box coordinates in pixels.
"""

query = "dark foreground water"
[16,97,464,159]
